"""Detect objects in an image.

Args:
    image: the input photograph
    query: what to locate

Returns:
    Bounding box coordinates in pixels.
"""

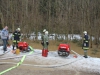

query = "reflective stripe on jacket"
[13,40,20,43]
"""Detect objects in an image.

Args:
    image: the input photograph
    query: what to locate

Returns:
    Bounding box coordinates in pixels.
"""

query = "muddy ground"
[0,64,99,75]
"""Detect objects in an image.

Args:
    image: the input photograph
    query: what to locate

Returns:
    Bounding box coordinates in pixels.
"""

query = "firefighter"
[41,30,49,57]
[41,29,46,46]
[82,31,89,58]
[12,28,21,50]
[41,30,49,50]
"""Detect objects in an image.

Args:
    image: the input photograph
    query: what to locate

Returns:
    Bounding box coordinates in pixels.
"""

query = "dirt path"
[0,64,99,75]
[0,57,100,75]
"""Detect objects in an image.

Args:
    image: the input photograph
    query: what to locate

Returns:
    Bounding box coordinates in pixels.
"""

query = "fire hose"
[0,49,83,68]
[0,46,34,75]
[0,48,84,75]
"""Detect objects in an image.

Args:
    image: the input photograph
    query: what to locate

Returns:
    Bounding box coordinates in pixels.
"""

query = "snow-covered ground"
[0,46,100,74]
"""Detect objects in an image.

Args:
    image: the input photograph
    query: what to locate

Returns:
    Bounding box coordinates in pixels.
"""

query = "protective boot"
[83,50,88,58]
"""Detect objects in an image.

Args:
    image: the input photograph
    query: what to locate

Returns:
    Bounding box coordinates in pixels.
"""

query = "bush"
[91,48,99,55]
[72,38,79,43]
[57,38,64,42]
[77,40,82,47]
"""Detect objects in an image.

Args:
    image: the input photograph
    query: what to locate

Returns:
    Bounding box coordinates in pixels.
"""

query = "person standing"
[82,31,89,58]
[1,26,9,53]
[12,28,21,50]
[41,29,46,46]
[41,30,49,57]
[6,28,10,47]
[43,31,49,50]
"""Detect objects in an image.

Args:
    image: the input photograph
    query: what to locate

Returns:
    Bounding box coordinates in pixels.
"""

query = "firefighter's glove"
[46,42,49,45]
[41,41,44,46]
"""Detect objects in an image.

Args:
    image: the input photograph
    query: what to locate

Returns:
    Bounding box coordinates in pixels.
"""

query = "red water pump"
[58,44,70,57]
[18,42,30,52]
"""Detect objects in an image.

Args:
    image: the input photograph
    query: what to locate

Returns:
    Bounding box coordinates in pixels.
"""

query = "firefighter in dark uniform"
[82,31,89,58]
[12,28,21,50]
